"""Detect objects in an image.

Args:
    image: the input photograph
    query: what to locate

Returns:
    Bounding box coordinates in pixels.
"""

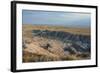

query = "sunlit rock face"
[32,30,91,54]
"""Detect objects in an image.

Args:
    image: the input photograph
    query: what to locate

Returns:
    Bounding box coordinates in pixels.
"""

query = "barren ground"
[22,24,90,62]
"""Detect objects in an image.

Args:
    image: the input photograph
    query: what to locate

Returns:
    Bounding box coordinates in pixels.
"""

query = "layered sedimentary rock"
[32,30,90,54]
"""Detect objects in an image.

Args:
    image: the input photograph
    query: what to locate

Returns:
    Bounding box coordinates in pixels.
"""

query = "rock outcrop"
[32,30,90,54]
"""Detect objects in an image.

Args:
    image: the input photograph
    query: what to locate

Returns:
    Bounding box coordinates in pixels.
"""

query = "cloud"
[22,10,91,27]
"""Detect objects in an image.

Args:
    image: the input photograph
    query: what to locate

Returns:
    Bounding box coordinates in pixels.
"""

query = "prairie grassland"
[22,24,90,63]
[23,24,90,37]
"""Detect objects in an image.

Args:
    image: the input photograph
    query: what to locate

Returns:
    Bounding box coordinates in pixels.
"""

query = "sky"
[22,10,91,28]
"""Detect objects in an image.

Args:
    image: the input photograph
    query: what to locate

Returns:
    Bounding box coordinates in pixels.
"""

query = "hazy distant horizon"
[22,10,91,28]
